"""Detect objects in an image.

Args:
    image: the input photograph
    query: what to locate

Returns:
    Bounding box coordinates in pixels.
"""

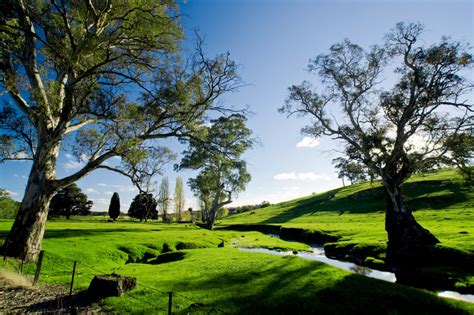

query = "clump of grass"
[0,269,31,287]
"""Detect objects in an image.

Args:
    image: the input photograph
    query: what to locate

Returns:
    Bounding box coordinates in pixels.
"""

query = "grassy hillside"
[221,169,473,252]
[0,169,472,313]
[0,219,472,314]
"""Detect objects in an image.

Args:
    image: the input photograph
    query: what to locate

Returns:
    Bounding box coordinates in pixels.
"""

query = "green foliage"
[332,157,369,185]
[444,132,474,182]
[128,193,158,222]
[108,192,120,221]
[180,114,254,229]
[0,189,19,219]
[228,201,273,215]
[48,184,92,219]
[0,0,243,259]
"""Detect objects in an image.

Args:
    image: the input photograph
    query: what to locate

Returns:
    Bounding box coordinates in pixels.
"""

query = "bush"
[0,189,20,219]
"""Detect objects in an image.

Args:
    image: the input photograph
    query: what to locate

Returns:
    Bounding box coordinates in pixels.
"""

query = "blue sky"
[1,0,473,212]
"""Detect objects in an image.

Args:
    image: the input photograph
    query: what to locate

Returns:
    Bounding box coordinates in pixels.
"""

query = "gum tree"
[180,114,253,230]
[281,22,473,262]
[0,1,241,260]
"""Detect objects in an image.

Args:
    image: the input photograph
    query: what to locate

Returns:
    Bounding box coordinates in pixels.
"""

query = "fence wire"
[1,251,228,314]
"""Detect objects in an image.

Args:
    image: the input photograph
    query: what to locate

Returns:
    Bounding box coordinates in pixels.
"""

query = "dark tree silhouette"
[128,193,158,222]
[108,193,120,221]
[49,184,92,219]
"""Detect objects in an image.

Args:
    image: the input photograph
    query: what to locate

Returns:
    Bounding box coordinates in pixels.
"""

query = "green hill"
[222,168,473,250]
[221,168,474,292]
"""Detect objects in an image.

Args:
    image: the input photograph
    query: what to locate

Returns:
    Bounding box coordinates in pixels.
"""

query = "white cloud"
[6,190,18,197]
[97,183,108,187]
[85,188,97,193]
[104,191,114,195]
[119,186,137,193]
[63,160,84,170]
[296,137,320,148]
[273,172,331,181]
[63,153,89,170]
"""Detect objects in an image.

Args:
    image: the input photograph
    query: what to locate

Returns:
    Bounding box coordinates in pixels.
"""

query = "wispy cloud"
[85,188,97,193]
[63,153,89,170]
[296,137,320,148]
[273,172,330,181]
[6,190,19,197]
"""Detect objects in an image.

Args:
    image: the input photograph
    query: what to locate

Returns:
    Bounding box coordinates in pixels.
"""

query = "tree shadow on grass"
[169,257,470,314]
[259,180,470,224]
[41,228,155,239]
[24,290,103,313]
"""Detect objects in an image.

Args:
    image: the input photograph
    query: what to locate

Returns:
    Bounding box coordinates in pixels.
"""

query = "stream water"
[237,243,474,304]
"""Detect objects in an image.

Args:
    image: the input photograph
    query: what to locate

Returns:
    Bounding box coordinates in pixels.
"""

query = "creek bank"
[221,224,474,294]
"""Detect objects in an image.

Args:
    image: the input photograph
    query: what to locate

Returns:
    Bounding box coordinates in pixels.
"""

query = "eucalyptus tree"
[281,22,473,262]
[180,114,253,230]
[0,1,241,260]
[332,157,368,186]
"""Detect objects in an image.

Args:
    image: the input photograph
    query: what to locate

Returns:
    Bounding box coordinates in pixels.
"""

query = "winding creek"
[237,241,474,304]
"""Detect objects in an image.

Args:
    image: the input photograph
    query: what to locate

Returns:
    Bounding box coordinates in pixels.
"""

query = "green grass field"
[222,169,473,252]
[0,219,471,313]
[0,168,473,313]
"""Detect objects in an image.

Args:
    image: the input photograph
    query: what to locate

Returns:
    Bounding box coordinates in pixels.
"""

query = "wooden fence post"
[69,261,77,297]
[33,250,45,285]
[168,292,173,315]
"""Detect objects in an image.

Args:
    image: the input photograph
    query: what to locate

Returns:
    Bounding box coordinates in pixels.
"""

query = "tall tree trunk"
[383,182,439,266]
[206,207,217,230]
[3,141,60,261]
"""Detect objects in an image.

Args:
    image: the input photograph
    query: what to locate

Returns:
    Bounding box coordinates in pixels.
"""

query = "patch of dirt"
[0,270,104,314]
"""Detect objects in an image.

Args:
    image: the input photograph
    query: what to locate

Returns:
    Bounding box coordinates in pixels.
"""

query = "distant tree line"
[227,201,271,215]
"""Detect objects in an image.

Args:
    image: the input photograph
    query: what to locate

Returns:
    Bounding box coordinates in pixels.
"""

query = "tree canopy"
[180,114,253,229]
[48,183,92,219]
[0,0,244,261]
[128,192,158,222]
[281,22,473,262]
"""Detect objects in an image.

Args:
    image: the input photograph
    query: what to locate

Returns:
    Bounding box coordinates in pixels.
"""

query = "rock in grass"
[87,273,137,297]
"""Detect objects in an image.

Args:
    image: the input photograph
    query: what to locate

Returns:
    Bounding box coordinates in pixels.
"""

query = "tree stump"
[87,273,137,298]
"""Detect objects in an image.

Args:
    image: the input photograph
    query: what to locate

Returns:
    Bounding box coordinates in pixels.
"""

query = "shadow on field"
[43,228,153,239]
[177,260,469,315]
[25,290,102,313]
[259,180,470,224]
